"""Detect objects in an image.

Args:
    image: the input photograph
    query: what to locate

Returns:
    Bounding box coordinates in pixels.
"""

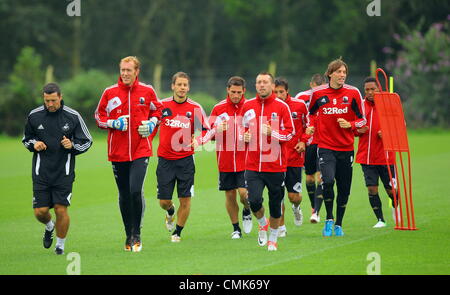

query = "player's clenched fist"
[337,118,351,129]
[216,120,228,133]
[107,115,129,131]
[244,131,251,143]
[61,136,73,149]
[305,126,315,135]
[262,124,272,136]
[34,141,47,152]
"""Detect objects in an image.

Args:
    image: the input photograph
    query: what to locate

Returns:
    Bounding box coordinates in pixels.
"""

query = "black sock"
[322,184,335,220]
[167,205,175,216]
[335,193,349,227]
[173,224,184,237]
[306,182,316,209]
[242,208,251,216]
[314,185,324,213]
[369,194,384,221]
[118,194,133,238]
[232,223,241,232]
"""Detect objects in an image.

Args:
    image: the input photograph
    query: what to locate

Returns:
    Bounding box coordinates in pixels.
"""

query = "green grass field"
[1,130,449,275]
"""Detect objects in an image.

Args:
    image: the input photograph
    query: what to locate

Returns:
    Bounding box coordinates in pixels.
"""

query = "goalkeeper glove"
[107,115,129,131]
[138,117,158,138]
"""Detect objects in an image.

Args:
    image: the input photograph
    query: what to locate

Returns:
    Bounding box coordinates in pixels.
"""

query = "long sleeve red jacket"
[207,96,246,172]
[355,99,395,165]
[309,84,366,151]
[283,94,309,167]
[240,93,295,172]
[95,76,162,162]
[295,89,319,146]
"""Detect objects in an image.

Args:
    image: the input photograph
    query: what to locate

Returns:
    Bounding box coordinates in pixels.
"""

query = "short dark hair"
[171,72,190,84]
[274,77,289,91]
[364,76,377,84]
[256,71,274,83]
[43,83,61,96]
[310,73,327,86]
[227,76,246,88]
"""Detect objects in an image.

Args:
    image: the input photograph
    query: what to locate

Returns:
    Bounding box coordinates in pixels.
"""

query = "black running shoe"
[43,228,54,249]
[124,236,132,252]
[55,247,64,255]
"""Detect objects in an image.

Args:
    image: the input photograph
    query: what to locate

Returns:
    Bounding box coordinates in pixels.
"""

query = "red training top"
[309,84,366,151]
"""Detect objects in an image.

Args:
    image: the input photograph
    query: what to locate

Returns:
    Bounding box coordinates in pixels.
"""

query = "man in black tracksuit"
[22,83,92,255]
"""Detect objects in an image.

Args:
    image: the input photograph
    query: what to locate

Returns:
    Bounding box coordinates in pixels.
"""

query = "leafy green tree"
[0,47,44,136]
[61,70,115,129]
[386,21,450,127]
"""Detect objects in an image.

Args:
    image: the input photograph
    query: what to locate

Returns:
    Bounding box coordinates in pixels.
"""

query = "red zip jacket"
[309,84,366,151]
[283,94,309,167]
[156,97,210,160]
[355,99,395,165]
[240,93,295,172]
[207,95,246,172]
[95,76,162,162]
[295,89,319,145]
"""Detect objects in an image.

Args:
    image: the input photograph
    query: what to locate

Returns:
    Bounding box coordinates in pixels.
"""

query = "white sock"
[56,237,66,249]
[257,217,267,227]
[278,224,286,231]
[269,228,279,243]
[45,220,54,231]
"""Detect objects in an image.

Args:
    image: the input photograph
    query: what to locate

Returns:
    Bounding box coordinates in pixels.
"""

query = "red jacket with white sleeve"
[240,93,295,172]
[207,96,246,172]
[309,84,366,151]
[283,94,309,167]
[295,89,319,145]
[95,76,162,162]
[156,97,210,160]
[355,99,395,165]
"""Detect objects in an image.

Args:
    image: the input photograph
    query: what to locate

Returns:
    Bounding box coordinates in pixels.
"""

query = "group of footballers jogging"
[25,55,397,254]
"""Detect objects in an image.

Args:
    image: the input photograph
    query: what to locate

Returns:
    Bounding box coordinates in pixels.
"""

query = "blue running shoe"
[334,225,344,236]
[322,219,334,237]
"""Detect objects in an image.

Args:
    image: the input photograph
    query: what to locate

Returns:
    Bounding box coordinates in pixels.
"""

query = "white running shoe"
[278,226,287,237]
[373,220,387,228]
[292,204,303,226]
[132,239,142,252]
[267,241,278,251]
[257,219,269,246]
[310,212,320,223]
[171,234,181,243]
[231,231,242,239]
[165,206,176,232]
[242,214,253,234]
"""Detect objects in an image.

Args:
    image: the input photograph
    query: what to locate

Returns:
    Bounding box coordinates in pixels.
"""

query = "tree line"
[0,0,448,135]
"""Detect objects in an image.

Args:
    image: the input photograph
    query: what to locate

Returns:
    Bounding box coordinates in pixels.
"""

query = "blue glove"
[138,118,157,137]
[107,115,129,131]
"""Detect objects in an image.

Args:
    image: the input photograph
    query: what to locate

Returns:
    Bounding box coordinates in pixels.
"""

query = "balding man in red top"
[241,72,295,251]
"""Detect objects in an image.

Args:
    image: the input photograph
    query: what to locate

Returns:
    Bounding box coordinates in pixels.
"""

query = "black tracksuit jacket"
[22,101,93,185]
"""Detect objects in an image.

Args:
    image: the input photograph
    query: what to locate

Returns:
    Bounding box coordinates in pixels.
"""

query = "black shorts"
[285,167,303,193]
[318,148,354,196]
[245,170,285,218]
[361,164,396,189]
[157,155,195,200]
[219,171,246,191]
[305,144,319,175]
[32,181,73,208]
